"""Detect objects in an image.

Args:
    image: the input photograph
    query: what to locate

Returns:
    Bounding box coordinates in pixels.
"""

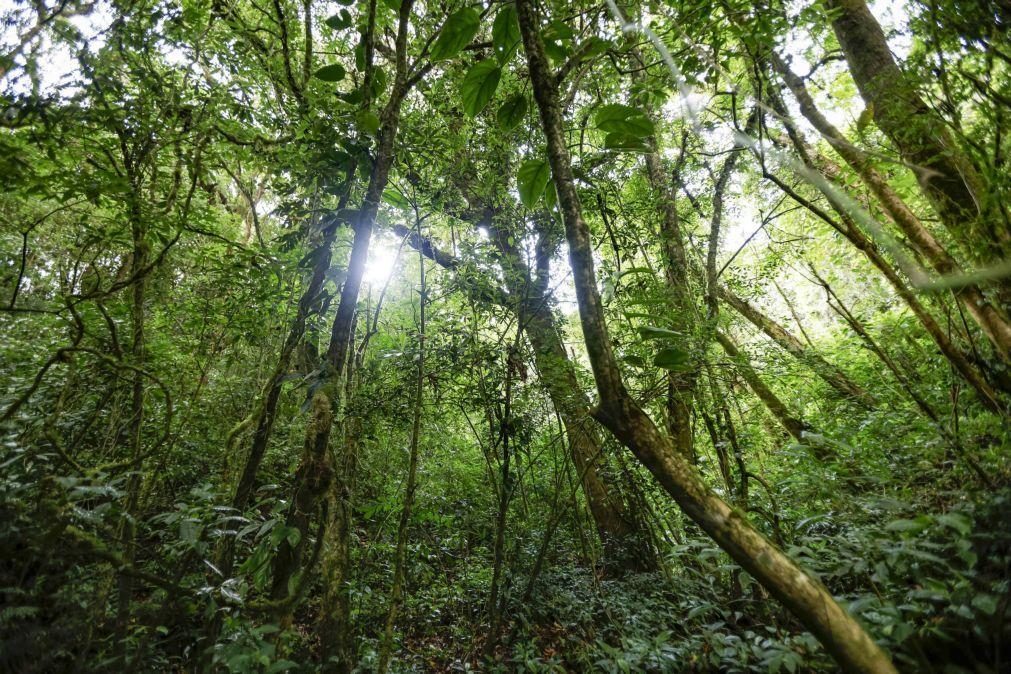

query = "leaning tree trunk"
[516,2,896,670]
[770,53,1011,367]
[396,221,657,573]
[753,86,1006,410]
[823,0,1010,269]
[714,331,818,448]
[718,286,876,406]
[490,224,656,573]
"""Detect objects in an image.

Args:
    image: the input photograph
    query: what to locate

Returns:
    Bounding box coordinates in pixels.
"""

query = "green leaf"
[972,593,998,616]
[517,158,551,208]
[492,5,520,64]
[324,10,353,30]
[603,132,649,152]
[543,38,569,64]
[885,516,931,534]
[383,187,411,209]
[653,347,690,370]
[460,60,501,117]
[637,326,681,340]
[542,20,574,41]
[357,110,381,135]
[543,181,557,211]
[430,7,480,62]
[935,512,971,536]
[313,64,346,82]
[594,103,655,137]
[497,94,527,131]
[622,355,646,367]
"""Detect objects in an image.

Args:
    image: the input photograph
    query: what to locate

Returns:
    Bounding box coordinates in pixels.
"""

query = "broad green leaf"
[357,110,381,135]
[581,36,610,58]
[622,355,646,367]
[653,347,690,370]
[542,20,574,41]
[543,38,569,64]
[460,60,501,117]
[595,103,655,137]
[492,5,520,64]
[517,158,551,208]
[496,94,527,131]
[543,181,557,211]
[324,10,353,30]
[383,187,411,209]
[935,512,971,536]
[313,64,346,82]
[430,7,480,62]
[637,326,681,340]
[603,132,649,152]
[972,594,998,615]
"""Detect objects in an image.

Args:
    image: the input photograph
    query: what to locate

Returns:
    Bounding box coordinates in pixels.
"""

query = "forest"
[1,0,1010,670]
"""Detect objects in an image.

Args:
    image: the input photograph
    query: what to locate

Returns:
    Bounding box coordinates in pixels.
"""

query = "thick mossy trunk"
[268,0,415,615]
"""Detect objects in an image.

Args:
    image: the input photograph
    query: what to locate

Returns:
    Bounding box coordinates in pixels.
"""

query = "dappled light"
[2,0,1010,671]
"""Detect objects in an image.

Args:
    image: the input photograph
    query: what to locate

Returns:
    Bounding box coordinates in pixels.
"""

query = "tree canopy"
[2,0,1010,671]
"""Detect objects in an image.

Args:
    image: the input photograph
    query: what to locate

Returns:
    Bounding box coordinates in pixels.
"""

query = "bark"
[757,79,1006,410]
[225,204,349,557]
[395,222,656,573]
[485,340,518,657]
[823,0,1009,266]
[705,111,757,320]
[771,51,1011,365]
[115,186,149,662]
[318,339,363,671]
[517,1,896,670]
[643,144,698,462]
[269,0,418,616]
[491,226,656,573]
[714,331,817,448]
[718,286,876,406]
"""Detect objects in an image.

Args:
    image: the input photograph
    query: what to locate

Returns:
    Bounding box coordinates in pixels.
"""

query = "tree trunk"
[714,331,818,448]
[718,286,876,406]
[824,0,1009,267]
[517,2,896,670]
[115,188,149,663]
[757,77,1006,409]
[398,222,657,573]
[770,52,1011,366]
[268,0,418,614]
